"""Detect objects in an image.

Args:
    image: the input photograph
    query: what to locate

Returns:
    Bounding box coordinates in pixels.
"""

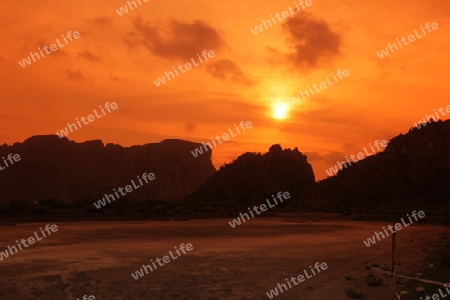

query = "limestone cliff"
[0,136,215,204]
[186,144,316,206]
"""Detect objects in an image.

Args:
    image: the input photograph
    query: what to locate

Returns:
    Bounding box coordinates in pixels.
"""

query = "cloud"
[77,50,102,62]
[123,31,140,49]
[65,69,85,82]
[283,12,341,69]
[31,39,69,58]
[126,18,224,61]
[50,48,69,58]
[206,59,254,85]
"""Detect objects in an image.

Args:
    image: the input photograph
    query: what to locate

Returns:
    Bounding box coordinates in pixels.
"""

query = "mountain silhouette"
[1,119,449,217]
[0,135,215,205]
[186,144,316,207]
[306,119,450,214]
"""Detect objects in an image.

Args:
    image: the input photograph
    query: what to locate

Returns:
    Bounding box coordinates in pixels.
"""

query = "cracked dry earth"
[0,219,445,299]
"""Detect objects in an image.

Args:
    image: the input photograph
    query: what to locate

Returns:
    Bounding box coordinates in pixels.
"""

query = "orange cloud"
[126,18,225,61]
[206,59,254,85]
[283,12,341,69]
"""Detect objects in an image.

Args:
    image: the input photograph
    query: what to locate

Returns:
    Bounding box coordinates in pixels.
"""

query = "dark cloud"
[28,39,69,58]
[123,31,140,49]
[65,69,85,82]
[50,48,69,57]
[283,12,341,69]
[206,59,254,85]
[125,18,224,61]
[77,50,102,62]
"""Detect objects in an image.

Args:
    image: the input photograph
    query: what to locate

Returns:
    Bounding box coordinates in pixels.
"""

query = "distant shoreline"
[2,212,448,225]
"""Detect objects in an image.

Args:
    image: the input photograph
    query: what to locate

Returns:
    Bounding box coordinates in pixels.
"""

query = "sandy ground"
[0,218,445,300]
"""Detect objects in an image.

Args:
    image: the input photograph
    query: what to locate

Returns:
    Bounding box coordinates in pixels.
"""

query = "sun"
[272,102,290,120]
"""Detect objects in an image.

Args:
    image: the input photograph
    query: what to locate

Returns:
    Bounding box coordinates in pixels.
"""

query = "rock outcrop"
[0,136,216,204]
[307,119,450,213]
[186,144,316,206]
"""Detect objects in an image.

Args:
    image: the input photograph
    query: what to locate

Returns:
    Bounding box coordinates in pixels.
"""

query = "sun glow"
[272,102,290,120]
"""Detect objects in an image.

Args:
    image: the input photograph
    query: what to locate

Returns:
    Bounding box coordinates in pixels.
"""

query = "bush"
[136,207,148,213]
[153,205,167,214]
[84,205,105,213]
[202,206,213,212]
[174,206,185,213]
[366,272,383,287]
[0,204,11,214]
[39,199,66,209]
[9,200,31,212]
[345,288,364,299]
[113,206,127,213]
[32,207,49,215]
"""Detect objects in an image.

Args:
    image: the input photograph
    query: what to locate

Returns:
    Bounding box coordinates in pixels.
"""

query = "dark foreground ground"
[0,219,448,300]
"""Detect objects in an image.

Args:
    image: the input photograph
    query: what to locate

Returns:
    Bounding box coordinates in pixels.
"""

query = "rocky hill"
[0,136,215,204]
[1,118,448,218]
[186,144,316,207]
[307,119,450,214]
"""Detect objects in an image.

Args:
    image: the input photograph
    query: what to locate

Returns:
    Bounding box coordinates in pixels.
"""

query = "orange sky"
[0,0,449,180]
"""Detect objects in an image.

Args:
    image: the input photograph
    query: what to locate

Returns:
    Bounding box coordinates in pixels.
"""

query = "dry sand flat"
[0,219,444,299]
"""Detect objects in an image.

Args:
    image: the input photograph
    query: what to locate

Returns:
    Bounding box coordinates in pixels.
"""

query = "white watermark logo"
[266,262,328,298]
[93,172,155,209]
[56,102,118,138]
[325,139,388,177]
[376,22,439,58]
[250,0,313,35]
[288,69,350,107]
[0,154,21,171]
[115,0,149,16]
[76,296,96,300]
[420,286,450,300]
[153,50,216,87]
[363,211,425,247]
[191,121,253,158]
[413,104,450,129]
[18,31,81,68]
[0,224,59,261]
[228,191,290,228]
[131,243,193,280]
